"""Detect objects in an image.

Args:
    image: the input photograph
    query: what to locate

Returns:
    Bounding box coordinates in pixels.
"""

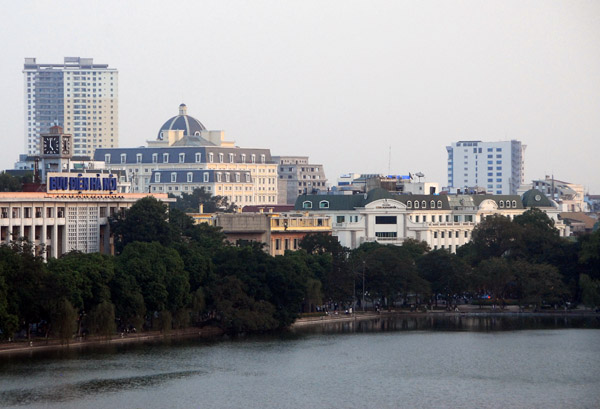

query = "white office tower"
[446,140,525,195]
[23,57,118,157]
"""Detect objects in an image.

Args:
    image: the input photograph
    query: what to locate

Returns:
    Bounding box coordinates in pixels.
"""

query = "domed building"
[157,103,206,139]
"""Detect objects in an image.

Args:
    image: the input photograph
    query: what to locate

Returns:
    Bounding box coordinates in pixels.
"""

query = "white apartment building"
[23,57,118,157]
[446,140,525,195]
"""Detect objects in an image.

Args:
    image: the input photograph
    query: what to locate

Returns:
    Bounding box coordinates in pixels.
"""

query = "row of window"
[499,200,518,208]
[154,172,252,184]
[433,231,469,239]
[106,152,266,165]
[406,200,443,209]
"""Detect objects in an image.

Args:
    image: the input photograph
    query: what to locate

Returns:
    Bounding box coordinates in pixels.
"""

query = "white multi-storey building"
[446,140,525,195]
[95,104,278,207]
[23,57,118,157]
[295,188,566,252]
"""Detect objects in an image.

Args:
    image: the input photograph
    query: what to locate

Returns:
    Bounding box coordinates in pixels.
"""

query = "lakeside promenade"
[1,306,597,356]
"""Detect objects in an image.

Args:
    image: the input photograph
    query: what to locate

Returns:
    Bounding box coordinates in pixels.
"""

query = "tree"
[579,274,600,310]
[116,242,189,316]
[513,208,563,264]
[470,215,522,262]
[0,172,33,192]
[170,187,235,213]
[110,197,172,253]
[209,276,278,333]
[579,230,600,279]
[51,298,77,345]
[0,274,18,340]
[473,258,513,303]
[363,245,429,309]
[88,301,116,338]
[513,261,567,308]
[417,249,469,307]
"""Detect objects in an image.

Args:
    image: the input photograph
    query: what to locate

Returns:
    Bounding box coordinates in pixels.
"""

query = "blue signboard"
[47,173,117,193]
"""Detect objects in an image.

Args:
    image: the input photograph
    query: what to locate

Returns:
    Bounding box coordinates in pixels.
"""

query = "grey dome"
[157,104,206,140]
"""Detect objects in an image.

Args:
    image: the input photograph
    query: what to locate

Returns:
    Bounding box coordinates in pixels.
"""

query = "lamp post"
[362,260,366,312]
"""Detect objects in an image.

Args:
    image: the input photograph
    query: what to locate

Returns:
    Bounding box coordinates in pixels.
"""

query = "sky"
[2,0,599,192]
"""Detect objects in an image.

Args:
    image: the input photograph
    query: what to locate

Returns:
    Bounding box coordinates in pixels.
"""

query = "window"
[179,153,185,163]
[229,153,234,163]
[241,154,246,163]
[406,201,412,208]
[163,153,169,163]
[415,215,420,222]
[437,200,442,208]
[225,173,231,182]
[209,152,214,163]
[171,172,177,182]
[104,154,111,163]
[195,152,201,163]
[219,153,224,163]
[203,172,209,183]
[376,216,397,224]
[319,200,329,209]
[155,173,161,183]
[434,232,438,238]
[152,153,158,163]
[375,232,397,238]
[302,201,312,209]
[422,200,427,208]
[336,216,345,223]
[441,232,445,238]
[261,154,266,163]
[136,153,142,163]
[235,173,240,182]
[251,154,256,163]
[430,200,435,208]
[216,173,222,182]
[245,173,251,182]
[187,172,193,183]
[512,200,517,208]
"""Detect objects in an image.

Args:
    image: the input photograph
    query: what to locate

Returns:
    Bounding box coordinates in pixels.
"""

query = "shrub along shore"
[1,197,599,345]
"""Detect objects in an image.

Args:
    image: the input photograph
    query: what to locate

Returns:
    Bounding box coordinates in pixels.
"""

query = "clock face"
[61,137,71,155]
[43,136,60,155]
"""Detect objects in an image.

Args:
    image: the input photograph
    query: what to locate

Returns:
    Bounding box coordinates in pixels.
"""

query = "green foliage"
[512,261,567,306]
[110,197,172,253]
[51,298,78,344]
[474,258,513,301]
[579,274,600,309]
[417,250,469,304]
[88,301,116,338]
[0,172,33,192]
[169,187,235,213]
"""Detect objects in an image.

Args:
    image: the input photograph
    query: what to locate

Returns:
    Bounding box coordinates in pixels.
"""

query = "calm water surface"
[1,315,599,409]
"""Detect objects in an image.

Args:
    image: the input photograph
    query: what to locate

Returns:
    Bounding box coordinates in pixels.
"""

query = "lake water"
[1,315,599,409]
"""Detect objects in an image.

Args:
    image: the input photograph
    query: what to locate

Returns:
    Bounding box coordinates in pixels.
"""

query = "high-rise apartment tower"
[23,57,118,156]
[446,140,525,195]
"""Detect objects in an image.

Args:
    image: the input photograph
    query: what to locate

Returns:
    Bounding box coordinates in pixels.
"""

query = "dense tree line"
[1,199,599,342]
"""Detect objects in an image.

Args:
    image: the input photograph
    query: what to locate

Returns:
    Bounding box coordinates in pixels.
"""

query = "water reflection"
[0,370,203,407]
[293,314,600,334]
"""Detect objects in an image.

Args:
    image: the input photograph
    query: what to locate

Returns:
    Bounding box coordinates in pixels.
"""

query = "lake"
[1,314,599,409]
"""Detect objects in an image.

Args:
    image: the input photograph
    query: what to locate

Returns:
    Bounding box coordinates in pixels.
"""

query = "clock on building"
[42,135,60,155]
[61,136,71,156]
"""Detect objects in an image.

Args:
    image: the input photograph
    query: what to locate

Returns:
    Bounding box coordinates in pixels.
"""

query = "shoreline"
[2,308,598,356]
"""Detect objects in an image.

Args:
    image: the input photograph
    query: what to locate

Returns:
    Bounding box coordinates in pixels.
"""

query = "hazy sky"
[2,1,599,192]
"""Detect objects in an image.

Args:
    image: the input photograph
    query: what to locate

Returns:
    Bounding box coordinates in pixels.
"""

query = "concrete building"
[94,104,278,206]
[335,173,440,195]
[295,188,566,252]
[23,57,118,157]
[519,176,587,212]
[0,174,168,259]
[446,140,525,195]
[273,156,327,204]
[188,210,331,256]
